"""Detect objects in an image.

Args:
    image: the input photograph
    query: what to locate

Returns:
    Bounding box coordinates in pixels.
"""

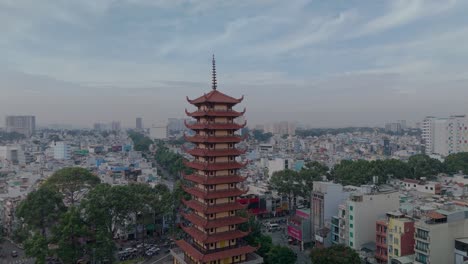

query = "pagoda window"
[230,183,235,188]
[230,225,235,229]
[209,228,214,233]
[209,199,215,204]
[229,156,234,161]
[230,170,234,174]
[229,143,234,148]
[210,214,214,219]
[210,171,214,176]
[230,210,235,215]
[209,185,214,190]
[230,197,235,201]
[231,239,236,243]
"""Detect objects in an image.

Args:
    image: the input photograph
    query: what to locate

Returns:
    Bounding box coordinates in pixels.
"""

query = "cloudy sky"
[1,0,468,128]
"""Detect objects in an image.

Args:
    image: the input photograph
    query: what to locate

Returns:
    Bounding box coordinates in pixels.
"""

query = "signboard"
[288,226,302,241]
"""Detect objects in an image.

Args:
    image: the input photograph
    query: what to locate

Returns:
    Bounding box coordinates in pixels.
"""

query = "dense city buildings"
[171,57,262,264]
[5,115,36,137]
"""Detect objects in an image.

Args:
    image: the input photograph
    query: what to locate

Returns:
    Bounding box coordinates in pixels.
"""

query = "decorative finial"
[212,54,217,90]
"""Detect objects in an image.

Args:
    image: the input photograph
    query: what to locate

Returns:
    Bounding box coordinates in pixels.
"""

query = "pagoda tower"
[171,56,262,264]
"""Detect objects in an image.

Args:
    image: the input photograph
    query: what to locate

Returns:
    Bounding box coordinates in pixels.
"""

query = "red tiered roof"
[186,90,243,105]
[185,121,247,130]
[183,186,248,199]
[181,212,247,228]
[182,199,247,214]
[184,161,247,171]
[185,108,246,117]
[185,148,247,157]
[175,240,256,262]
[184,134,245,143]
[183,174,247,185]
[181,226,248,243]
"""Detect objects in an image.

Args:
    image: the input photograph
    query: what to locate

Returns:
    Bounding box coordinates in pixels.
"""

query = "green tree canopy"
[408,154,446,180]
[43,167,100,206]
[310,244,360,264]
[266,245,297,264]
[252,129,273,142]
[269,169,302,210]
[16,187,66,237]
[445,152,468,174]
[128,131,153,151]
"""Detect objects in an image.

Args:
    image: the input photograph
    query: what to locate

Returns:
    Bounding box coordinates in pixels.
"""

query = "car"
[11,251,18,257]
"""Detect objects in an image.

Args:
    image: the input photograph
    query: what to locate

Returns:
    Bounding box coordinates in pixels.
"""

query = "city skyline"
[2,0,468,127]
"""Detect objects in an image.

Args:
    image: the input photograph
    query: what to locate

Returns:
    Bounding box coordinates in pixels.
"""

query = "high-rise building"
[111,121,121,131]
[136,117,143,130]
[5,115,36,137]
[171,56,262,264]
[385,122,402,133]
[53,141,71,160]
[149,123,167,140]
[383,138,391,156]
[422,115,468,156]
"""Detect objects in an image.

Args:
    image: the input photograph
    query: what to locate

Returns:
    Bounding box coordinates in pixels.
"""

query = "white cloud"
[356,0,458,37]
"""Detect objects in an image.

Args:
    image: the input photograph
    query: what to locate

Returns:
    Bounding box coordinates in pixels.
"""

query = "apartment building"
[414,206,468,264]
[387,212,415,262]
[422,115,468,156]
[311,182,352,248]
[401,179,442,195]
[5,115,36,137]
[375,219,388,263]
[346,186,400,251]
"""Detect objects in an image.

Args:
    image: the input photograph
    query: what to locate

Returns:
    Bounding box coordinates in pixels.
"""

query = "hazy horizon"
[2,0,468,128]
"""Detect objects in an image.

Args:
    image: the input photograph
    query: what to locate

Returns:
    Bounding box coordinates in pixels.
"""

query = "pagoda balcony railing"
[184,238,249,255]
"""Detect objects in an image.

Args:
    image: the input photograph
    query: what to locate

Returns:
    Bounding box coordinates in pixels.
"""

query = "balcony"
[171,247,263,264]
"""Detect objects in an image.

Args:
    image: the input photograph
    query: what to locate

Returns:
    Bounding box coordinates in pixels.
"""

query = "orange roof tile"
[187,90,243,105]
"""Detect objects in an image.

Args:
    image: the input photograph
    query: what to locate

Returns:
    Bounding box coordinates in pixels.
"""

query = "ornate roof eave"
[183,186,249,199]
[182,199,247,214]
[184,120,247,130]
[183,173,247,185]
[183,147,247,157]
[184,134,247,143]
[184,160,248,171]
[181,225,248,243]
[185,108,246,117]
[181,212,247,229]
[175,240,256,262]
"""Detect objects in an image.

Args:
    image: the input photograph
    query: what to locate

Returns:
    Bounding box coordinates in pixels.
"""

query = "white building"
[0,145,27,165]
[264,157,294,178]
[5,115,36,137]
[312,182,353,247]
[150,123,168,140]
[422,115,468,156]
[414,206,468,264]
[401,179,442,195]
[53,141,71,160]
[346,186,400,250]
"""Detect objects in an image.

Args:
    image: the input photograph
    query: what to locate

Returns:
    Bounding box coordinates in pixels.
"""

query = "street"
[0,240,34,264]
[262,218,311,264]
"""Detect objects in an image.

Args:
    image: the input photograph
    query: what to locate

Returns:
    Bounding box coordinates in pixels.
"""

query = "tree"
[445,152,468,174]
[298,161,328,199]
[310,244,360,264]
[16,187,66,237]
[54,207,89,264]
[269,170,302,211]
[266,245,297,264]
[43,167,100,206]
[252,130,273,142]
[24,234,49,264]
[408,154,445,180]
[128,131,153,151]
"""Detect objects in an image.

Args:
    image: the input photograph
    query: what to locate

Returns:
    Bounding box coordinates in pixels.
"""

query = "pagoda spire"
[212,54,217,90]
